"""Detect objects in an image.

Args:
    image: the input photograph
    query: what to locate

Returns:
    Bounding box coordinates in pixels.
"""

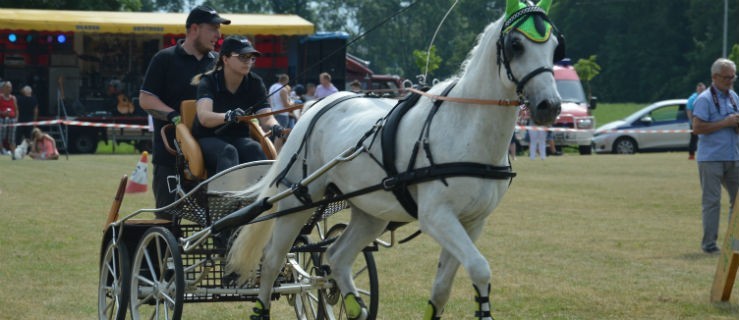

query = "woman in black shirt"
[191,35,283,174]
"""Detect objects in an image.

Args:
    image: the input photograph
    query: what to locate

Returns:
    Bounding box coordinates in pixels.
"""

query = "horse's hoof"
[250,298,270,320]
[344,293,368,320]
[424,300,442,320]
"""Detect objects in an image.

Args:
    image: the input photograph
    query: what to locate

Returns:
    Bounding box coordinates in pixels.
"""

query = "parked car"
[591,99,689,154]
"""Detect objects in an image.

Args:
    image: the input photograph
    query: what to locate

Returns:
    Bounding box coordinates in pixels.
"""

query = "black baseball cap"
[220,35,261,56]
[186,5,231,28]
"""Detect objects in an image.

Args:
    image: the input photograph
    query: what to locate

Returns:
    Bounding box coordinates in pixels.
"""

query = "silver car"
[591,99,689,154]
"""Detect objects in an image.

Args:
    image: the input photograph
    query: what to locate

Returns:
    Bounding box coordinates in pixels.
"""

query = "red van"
[516,59,596,155]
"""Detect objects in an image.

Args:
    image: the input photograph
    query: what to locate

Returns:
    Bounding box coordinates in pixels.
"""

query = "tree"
[0,0,142,11]
[412,45,442,80]
[729,43,739,67]
[574,55,600,101]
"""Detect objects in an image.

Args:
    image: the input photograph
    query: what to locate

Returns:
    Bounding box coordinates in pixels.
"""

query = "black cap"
[220,35,261,56]
[186,5,231,28]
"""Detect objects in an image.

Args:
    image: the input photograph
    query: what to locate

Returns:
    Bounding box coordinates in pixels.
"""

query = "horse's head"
[498,0,562,125]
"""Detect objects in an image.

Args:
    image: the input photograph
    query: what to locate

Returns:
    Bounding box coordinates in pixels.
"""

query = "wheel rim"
[98,240,130,320]
[129,227,184,320]
[615,139,635,154]
[318,224,379,320]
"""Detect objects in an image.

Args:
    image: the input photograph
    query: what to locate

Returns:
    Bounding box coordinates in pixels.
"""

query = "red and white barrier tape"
[1,120,692,134]
[3,119,149,129]
[516,125,693,134]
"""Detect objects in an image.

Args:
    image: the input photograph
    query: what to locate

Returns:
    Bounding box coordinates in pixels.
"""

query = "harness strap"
[248,162,515,225]
[273,94,364,190]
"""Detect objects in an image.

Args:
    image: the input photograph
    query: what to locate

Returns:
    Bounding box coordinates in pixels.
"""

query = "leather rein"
[406,87,521,107]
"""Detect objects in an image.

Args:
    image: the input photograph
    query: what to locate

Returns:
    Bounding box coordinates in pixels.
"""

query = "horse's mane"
[457,17,504,79]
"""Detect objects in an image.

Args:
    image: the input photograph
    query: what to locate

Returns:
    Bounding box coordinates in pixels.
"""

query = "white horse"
[227,0,562,319]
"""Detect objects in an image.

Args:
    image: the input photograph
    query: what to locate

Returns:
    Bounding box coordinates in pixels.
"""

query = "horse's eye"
[504,36,524,59]
[510,38,524,54]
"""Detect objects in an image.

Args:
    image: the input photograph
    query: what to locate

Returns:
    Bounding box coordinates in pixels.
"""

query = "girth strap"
[382,163,516,191]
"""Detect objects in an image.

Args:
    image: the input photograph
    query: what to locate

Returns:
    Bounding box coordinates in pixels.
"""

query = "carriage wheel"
[318,223,379,320]
[289,234,322,320]
[98,239,130,320]
[129,227,184,320]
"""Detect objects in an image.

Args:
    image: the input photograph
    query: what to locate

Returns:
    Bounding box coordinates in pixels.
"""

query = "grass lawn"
[1,152,738,319]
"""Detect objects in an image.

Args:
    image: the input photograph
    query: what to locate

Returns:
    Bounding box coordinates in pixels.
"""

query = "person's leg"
[688,133,697,159]
[0,118,7,152]
[528,130,537,160]
[198,136,238,174]
[231,137,267,164]
[153,164,177,219]
[8,119,16,151]
[699,161,723,252]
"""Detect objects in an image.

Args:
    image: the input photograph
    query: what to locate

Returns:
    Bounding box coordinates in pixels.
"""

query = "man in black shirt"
[139,5,230,211]
[16,85,38,144]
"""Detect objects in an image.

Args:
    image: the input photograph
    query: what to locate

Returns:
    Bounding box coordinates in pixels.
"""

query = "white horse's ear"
[538,0,552,13]
[505,0,521,18]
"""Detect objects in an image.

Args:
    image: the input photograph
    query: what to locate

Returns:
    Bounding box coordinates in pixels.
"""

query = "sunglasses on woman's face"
[231,54,257,63]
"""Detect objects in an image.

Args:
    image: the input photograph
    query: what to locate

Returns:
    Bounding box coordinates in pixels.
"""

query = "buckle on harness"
[291,183,313,204]
[381,177,398,190]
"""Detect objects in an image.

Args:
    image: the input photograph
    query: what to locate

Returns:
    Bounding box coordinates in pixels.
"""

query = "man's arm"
[693,114,739,134]
[139,91,175,121]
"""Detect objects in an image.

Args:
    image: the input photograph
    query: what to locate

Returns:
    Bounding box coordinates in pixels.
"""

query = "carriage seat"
[175,100,277,181]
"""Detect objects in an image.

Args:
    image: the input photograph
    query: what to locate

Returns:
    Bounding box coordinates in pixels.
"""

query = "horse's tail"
[225,158,282,284]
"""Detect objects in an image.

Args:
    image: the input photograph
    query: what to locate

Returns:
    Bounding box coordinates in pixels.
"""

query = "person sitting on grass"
[28,127,59,160]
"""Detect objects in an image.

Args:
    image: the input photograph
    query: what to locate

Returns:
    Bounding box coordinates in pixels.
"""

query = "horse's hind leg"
[326,207,388,320]
[253,209,313,318]
[420,211,493,320]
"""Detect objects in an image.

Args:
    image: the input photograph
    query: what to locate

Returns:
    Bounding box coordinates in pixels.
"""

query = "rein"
[407,88,521,107]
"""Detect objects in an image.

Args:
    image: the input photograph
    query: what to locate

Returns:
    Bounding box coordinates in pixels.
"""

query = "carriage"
[98,101,385,320]
[99,1,563,319]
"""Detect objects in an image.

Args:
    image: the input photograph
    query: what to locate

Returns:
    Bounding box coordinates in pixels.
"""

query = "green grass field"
[1,152,738,319]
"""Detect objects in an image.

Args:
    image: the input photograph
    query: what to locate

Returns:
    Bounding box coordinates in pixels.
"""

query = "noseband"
[496,5,556,98]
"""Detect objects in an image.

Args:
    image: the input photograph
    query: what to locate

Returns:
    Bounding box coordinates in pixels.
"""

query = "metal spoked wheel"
[318,223,379,320]
[290,235,322,320]
[129,227,185,320]
[98,238,130,320]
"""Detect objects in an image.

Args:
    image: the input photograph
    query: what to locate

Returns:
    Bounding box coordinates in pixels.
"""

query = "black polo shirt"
[192,69,269,139]
[140,39,216,166]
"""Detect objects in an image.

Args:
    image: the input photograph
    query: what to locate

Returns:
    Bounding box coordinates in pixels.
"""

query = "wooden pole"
[710,193,739,302]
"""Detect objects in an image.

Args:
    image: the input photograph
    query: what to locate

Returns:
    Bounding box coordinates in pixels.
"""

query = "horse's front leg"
[424,249,460,320]
[252,210,313,319]
[420,207,493,320]
[326,207,388,320]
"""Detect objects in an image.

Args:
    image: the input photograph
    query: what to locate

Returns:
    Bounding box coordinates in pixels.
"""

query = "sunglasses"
[718,73,737,81]
[231,54,257,63]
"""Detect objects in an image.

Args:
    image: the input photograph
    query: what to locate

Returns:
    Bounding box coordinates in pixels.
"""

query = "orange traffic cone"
[125,151,149,193]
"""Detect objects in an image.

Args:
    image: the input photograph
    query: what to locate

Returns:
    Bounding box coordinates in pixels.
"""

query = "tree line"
[3,0,738,103]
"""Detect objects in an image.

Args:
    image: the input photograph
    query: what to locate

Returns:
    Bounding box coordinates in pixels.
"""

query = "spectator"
[528,127,547,160]
[315,72,338,98]
[28,127,59,160]
[16,85,38,145]
[0,81,18,155]
[191,35,283,174]
[349,80,362,93]
[139,5,230,211]
[304,82,317,101]
[687,82,706,160]
[268,74,295,128]
[692,58,739,254]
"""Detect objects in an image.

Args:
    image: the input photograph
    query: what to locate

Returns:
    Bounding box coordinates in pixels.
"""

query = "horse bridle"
[496,5,565,98]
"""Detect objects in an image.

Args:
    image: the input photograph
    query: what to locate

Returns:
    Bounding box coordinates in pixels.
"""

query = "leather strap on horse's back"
[381,89,427,217]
